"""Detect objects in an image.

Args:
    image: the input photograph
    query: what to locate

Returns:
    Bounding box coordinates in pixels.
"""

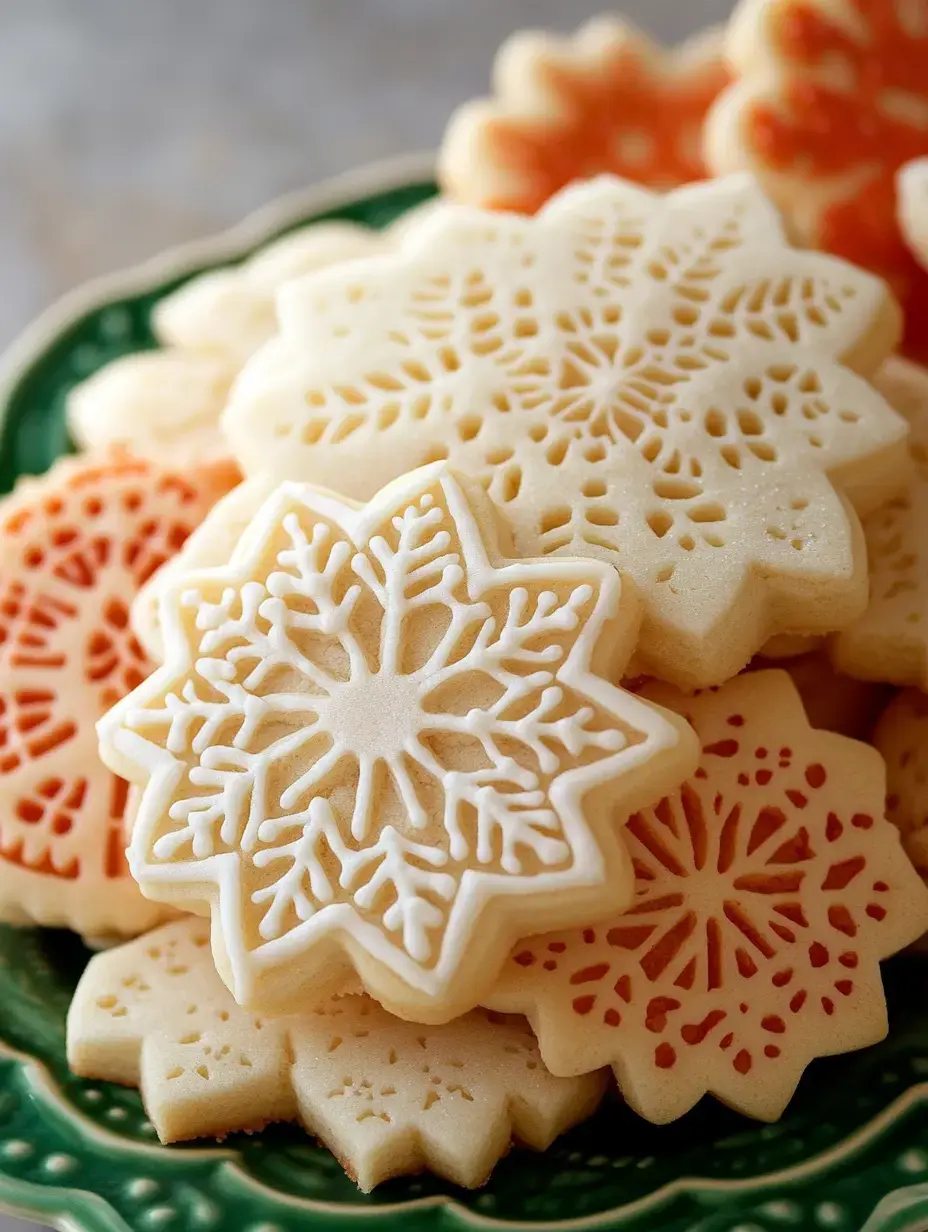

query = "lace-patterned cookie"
[67,917,607,1189]
[0,452,237,935]
[831,358,928,687]
[706,0,928,360]
[873,690,928,880]
[67,222,391,465]
[99,464,698,1021]
[440,19,729,212]
[487,669,928,1124]
[225,173,906,689]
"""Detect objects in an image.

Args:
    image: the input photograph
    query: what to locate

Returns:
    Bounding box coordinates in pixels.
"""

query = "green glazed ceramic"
[1,155,928,1232]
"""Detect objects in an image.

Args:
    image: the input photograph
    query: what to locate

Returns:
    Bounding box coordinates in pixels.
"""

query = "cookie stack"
[3,0,928,1195]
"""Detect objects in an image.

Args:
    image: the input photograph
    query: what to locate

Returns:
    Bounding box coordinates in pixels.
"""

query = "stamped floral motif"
[0,453,236,935]
[707,0,928,359]
[99,466,696,1020]
[440,18,729,212]
[489,670,928,1123]
[225,174,905,688]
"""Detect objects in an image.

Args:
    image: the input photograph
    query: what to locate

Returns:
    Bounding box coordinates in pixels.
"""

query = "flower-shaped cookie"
[68,917,606,1189]
[488,670,928,1123]
[707,0,928,360]
[99,465,698,1022]
[831,358,928,688]
[67,221,391,465]
[874,690,928,879]
[440,18,729,212]
[225,174,906,688]
[0,452,237,936]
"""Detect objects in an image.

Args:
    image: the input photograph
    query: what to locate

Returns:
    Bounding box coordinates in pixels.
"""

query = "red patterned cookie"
[441,18,729,212]
[488,670,928,1123]
[0,452,237,935]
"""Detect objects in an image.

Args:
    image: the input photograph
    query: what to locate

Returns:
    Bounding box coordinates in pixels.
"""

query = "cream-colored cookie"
[899,158,928,273]
[874,690,928,878]
[441,19,729,211]
[67,917,606,1189]
[99,463,698,1021]
[68,351,236,466]
[224,174,905,689]
[488,670,928,1124]
[0,451,236,935]
[831,357,928,688]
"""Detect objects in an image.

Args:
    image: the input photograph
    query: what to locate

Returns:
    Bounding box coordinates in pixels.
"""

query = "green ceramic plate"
[1,155,928,1232]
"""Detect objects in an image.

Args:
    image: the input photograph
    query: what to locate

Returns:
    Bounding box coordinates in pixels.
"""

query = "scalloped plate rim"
[0,154,927,1232]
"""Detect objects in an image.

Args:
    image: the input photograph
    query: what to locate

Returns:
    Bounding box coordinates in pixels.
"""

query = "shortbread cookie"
[0,452,236,935]
[899,158,928,272]
[440,19,729,212]
[67,917,607,1189]
[99,464,698,1021]
[131,474,277,661]
[831,358,928,688]
[874,690,928,878]
[68,351,236,466]
[706,0,928,359]
[488,669,928,1123]
[225,174,906,688]
[67,221,390,465]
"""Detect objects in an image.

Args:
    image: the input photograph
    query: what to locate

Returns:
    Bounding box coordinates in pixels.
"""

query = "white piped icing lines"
[67,917,606,1190]
[224,174,906,689]
[98,465,698,1022]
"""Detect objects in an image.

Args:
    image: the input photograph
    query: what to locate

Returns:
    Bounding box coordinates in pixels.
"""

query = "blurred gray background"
[0,1,728,1229]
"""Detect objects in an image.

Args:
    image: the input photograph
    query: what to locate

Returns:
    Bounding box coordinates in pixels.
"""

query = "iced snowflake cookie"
[874,691,928,879]
[440,19,729,212]
[487,669,928,1124]
[706,0,928,360]
[67,221,391,465]
[225,173,906,689]
[830,358,928,688]
[0,452,237,935]
[68,918,605,1188]
[99,464,698,1021]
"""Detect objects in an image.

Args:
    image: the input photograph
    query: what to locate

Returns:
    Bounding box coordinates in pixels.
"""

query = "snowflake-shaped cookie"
[224,173,906,688]
[99,465,697,1021]
[66,221,392,465]
[707,0,928,360]
[831,358,928,688]
[440,18,729,212]
[488,670,928,1124]
[0,452,237,936]
[67,917,607,1189]
[874,690,928,880]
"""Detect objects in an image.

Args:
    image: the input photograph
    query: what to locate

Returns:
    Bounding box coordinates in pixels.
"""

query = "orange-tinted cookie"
[441,19,729,213]
[0,452,237,935]
[707,0,928,360]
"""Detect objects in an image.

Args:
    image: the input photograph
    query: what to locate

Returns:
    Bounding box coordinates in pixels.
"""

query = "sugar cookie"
[706,0,928,360]
[488,670,928,1124]
[68,351,236,466]
[874,690,928,879]
[225,173,905,689]
[440,19,729,212]
[831,357,928,688]
[67,917,607,1189]
[99,464,698,1021]
[899,158,928,272]
[0,452,237,935]
[67,221,391,466]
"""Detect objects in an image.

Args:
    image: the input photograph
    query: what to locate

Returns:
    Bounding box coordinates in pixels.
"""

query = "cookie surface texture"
[225,173,905,689]
[831,358,928,688]
[440,19,729,211]
[0,452,236,935]
[487,669,928,1123]
[99,463,698,1021]
[706,0,928,360]
[67,916,607,1189]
